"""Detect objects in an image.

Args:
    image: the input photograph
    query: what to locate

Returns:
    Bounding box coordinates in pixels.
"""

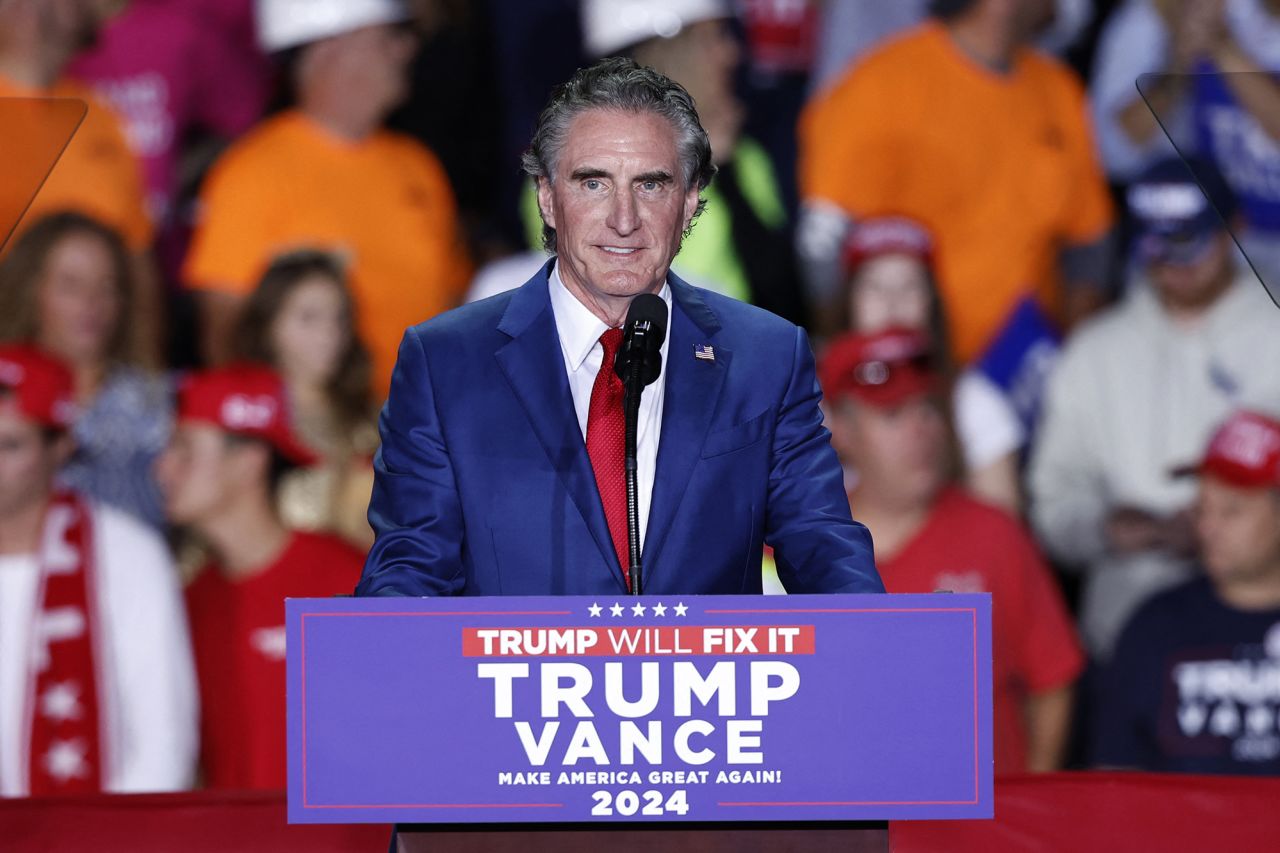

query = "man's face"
[1195,476,1280,587]
[306,23,417,118]
[154,422,244,527]
[830,395,949,509]
[1147,231,1234,310]
[0,402,59,521]
[538,109,702,312]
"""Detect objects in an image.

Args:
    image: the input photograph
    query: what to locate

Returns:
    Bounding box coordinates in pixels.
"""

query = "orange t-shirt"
[183,110,472,396]
[799,22,1114,363]
[0,75,152,251]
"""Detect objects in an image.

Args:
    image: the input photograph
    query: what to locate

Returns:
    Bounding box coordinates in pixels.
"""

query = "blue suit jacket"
[356,262,881,597]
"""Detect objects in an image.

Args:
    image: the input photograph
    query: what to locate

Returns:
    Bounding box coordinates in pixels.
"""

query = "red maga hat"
[176,364,319,466]
[1173,410,1280,489]
[818,328,939,408]
[0,345,77,429]
[842,216,935,275]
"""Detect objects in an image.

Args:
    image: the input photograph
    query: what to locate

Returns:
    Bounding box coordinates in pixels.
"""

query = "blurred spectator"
[389,0,505,261]
[0,345,195,796]
[156,365,363,790]
[811,0,1094,96]
[1089,0,1193,183]
[183,0,472,397]
[809,0,931,97]
[0,0,162,362]
[233,251,377,550]
[183,0,269,77]
[556,0,805,325]
[1188,0,1280,292]
[67,0,269,288]
[798,0,1115,354]
[736,0,819,215]
[1091,1,1280,176]
[486,0,585,248]
[0,213,172,530]
[839,216,1029,514]
[0,0,151,251]
[1029,157,1280,660]
[821,328,1084,774]
[1092,410,1280,774]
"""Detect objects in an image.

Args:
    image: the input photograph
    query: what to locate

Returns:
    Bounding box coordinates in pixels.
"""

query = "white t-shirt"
[954,370,1026,471]
[0,501,197,796]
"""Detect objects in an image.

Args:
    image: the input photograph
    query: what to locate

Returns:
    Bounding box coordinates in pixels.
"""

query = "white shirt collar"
[548,262,672,372]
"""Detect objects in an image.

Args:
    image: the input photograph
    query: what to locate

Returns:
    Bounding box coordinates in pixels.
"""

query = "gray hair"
[521,57,717,253]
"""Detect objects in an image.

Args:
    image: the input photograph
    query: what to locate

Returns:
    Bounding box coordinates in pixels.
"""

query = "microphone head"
[615,293,668,389]
[626,293,668,342]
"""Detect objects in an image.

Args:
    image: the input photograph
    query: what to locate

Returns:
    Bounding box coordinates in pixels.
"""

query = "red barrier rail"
[893,771,1280,852]
[2,773,1278,852]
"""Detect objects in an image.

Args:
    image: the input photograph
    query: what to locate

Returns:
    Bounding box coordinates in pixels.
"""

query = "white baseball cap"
[256,0,411,52]
[581,0,731,58]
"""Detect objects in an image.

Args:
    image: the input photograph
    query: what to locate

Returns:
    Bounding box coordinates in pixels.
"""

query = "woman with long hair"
[233,250,378,549]
[0,211,171,528]
[835,215,1025,514]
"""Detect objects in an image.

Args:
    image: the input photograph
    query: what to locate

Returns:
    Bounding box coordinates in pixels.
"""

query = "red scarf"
[21,491,106,795]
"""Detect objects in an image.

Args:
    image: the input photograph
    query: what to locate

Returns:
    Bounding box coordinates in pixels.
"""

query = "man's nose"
[606,187,640,235]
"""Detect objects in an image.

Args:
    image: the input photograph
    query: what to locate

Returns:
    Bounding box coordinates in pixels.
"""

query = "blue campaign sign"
[287,593,993,824]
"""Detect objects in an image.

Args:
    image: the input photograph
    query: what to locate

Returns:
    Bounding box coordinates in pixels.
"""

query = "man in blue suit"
[357,58,881,598]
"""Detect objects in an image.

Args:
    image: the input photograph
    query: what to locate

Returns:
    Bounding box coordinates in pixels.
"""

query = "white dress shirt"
[548,265,671,554]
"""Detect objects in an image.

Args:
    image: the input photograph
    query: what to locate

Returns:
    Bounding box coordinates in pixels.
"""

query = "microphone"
[613,293,667,391]
[612,293,668,596]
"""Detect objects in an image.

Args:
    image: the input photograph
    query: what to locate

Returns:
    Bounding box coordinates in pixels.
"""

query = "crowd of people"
[1,0,1279,796]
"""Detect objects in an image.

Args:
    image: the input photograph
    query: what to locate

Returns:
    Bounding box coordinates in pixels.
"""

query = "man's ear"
[682,183,701,232]
[536,176,557,230]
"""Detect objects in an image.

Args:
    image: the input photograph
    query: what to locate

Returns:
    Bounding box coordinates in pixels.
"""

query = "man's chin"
[596,270,663,296]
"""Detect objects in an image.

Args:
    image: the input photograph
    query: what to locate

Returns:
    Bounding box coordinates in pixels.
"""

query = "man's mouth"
[599,246,640,255]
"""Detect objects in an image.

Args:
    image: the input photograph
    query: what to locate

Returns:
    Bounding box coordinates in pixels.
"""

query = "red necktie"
[586,328,630,590]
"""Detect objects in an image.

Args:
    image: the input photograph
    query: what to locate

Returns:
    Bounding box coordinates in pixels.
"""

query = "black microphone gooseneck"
[614,293,668,595]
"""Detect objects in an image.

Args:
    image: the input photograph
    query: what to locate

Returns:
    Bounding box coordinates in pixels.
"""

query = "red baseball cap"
[176,364,319,466]
[1173,410,1280,489]
[842,216,935,275]
[818,328,939,408]
[0,345,77,429]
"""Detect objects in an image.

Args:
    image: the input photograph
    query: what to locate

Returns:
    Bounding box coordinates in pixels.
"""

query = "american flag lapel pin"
[694,344,716,362]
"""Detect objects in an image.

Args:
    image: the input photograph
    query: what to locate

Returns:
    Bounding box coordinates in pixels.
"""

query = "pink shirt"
[68,0,268,225]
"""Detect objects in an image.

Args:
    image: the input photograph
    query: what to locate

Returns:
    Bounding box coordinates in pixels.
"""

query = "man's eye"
[584,179,602,190]
[641,181,659,191]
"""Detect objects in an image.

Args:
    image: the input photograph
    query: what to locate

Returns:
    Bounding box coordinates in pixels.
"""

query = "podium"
[287,593,992,847]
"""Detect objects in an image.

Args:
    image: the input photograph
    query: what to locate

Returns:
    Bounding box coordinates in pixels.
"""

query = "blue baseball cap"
[1128,158,1236,267]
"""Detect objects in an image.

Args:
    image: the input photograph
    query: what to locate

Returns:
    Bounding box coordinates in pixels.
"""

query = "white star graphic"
[673,602,688,617]
[651,602,668,617]
[43,738,89,782]
[40,681,82,723]
[588,603,603,617]
[609,602,624,617]
[631,602,647,617]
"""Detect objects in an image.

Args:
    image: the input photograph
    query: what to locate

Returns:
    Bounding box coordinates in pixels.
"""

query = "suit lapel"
[494,266,628,590]
[642,278,729,579]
